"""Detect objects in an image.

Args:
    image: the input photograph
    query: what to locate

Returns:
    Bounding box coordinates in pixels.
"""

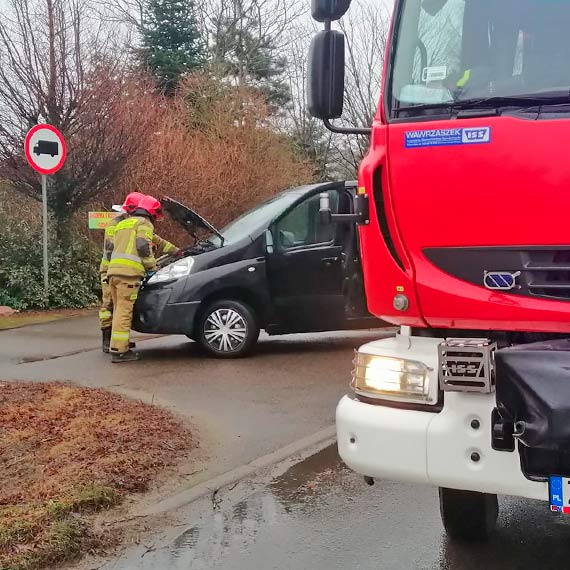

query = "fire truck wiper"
[455,92,570,112]
[395,91,570,117]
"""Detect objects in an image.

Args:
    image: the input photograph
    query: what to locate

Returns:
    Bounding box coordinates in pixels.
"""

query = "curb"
[143,425,337,516]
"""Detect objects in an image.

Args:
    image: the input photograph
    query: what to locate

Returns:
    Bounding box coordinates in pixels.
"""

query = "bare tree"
[278,0,390,179]
[278,19,335,180]
[0,0,156,236]
[336,0,390,175]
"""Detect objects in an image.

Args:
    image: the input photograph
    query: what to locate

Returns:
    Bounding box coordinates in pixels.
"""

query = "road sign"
[25,124,67,175]
[88,212,117,230]
[24,124,67,298]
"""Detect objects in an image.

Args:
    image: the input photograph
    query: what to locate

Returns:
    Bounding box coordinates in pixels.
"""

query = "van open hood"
[162,197,224,243]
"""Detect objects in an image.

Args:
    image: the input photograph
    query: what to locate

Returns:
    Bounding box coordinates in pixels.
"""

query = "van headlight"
[147,257,195,284]
[351,352,432,403]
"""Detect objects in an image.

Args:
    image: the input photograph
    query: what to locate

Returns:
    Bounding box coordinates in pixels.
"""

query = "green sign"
[88,212,116,230]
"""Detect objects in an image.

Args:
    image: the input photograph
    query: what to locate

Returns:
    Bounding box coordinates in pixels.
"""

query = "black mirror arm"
[320,194,369,225]
[330,212,368,224]
[323,118,372,136]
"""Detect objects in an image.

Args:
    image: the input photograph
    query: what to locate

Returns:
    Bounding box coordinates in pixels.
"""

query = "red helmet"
[138,195,163,220]
[123,192,145,214]
[112,192,144,213]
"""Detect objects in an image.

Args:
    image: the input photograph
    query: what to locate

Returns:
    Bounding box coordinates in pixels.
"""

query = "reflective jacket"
[106,215,158,278]
[100,214,126,275]
[100,216,178,276]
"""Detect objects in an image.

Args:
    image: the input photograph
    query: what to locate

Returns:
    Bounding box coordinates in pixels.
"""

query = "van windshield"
[390,0,570,116]
[209,192,302,247]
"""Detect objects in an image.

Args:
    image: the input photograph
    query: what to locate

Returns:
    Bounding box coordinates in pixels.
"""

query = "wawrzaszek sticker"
[405,127,491,149]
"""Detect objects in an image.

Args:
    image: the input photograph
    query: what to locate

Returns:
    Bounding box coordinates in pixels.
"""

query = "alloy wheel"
[203,308,248,353]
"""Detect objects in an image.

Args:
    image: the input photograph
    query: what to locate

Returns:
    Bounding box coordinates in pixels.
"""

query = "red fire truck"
[309,0,570,540]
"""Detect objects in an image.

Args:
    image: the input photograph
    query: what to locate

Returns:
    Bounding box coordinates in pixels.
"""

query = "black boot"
[129,341,137,349]
[102,328,111,354]
[111,350,140,363]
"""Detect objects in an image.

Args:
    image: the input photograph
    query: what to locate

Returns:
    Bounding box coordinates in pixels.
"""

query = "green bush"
[0,211,99,310]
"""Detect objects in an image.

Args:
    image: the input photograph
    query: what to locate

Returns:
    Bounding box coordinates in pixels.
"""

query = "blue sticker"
[405,127,491,148]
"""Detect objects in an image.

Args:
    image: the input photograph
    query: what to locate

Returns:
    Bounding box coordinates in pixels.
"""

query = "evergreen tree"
[141,0,205,95]
[211,1,290,107]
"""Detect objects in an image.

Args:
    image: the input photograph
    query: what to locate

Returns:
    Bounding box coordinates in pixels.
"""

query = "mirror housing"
[308,30,345,120]
[319,193,333,225]
[265,229,274,254]
[320,191,370,226]
[311,0,351,22]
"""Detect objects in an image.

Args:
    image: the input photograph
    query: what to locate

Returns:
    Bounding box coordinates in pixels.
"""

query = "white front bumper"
[337,336,548,501]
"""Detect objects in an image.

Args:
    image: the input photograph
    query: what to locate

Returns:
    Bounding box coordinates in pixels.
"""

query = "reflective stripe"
[457,69,471,88]
[112,332,130,340]
[109,258,145,271]
[111,252,142,263]
[99,310,112,319]
[116,218,139,231]
[100,260,110,267]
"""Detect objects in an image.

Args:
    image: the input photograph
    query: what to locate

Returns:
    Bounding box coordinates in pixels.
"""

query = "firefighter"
[107,195,164,363]
[99,193,180,353]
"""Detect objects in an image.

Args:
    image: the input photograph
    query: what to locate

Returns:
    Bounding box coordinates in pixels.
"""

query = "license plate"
[549,476,570,513]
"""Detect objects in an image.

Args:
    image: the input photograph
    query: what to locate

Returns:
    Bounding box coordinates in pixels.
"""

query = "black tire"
[439,487,498,542]
[196,299,260,358]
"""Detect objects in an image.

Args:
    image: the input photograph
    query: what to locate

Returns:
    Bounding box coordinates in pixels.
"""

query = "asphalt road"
[0,316,389,485]
[101,445,570,570]
[7,317,570,570]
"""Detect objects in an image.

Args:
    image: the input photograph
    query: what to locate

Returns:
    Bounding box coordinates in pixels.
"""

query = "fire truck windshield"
[389,0,570,118]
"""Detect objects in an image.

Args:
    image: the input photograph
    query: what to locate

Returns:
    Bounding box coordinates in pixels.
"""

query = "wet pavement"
[1,315,389,487]
[99,445,570,570]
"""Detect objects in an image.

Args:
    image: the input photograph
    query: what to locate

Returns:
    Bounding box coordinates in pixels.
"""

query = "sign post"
[41,175,49,292]
[24,124,67,297]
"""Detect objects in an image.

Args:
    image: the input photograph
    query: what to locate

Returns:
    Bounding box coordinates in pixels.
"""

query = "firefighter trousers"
[108,276,141,354]
[99,276,113,329]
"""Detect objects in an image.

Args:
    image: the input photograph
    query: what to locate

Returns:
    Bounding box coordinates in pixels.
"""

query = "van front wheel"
[196,300,259,358]
[439,487,498,541]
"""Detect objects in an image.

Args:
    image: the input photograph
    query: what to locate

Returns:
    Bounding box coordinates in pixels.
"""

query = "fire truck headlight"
[351,352,431,403]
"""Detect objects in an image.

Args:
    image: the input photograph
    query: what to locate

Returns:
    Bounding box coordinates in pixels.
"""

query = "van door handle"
[322,256,340,267]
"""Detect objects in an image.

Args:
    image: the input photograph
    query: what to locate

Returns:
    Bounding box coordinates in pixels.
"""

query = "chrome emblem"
[484,271,521,291]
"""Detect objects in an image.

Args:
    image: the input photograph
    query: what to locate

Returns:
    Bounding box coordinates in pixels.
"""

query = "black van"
[132,181,380,357]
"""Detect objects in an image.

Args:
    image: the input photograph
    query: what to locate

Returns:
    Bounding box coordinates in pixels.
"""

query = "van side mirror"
[308,30,345,120]
[320,191,370,226]
[265,229,274,254]
[311,0,351,22]
[319,193,333,225]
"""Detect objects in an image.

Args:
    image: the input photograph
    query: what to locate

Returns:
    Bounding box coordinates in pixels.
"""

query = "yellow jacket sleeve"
[153,234,179,256]
[135,220,158,272]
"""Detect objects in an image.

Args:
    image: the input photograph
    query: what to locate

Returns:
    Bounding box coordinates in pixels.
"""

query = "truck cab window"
[390,0,570,116]
[276,192,339,250]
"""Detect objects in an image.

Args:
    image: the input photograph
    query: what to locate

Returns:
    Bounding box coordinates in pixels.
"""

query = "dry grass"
[0,309,96,331]
[0,382,192,570]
